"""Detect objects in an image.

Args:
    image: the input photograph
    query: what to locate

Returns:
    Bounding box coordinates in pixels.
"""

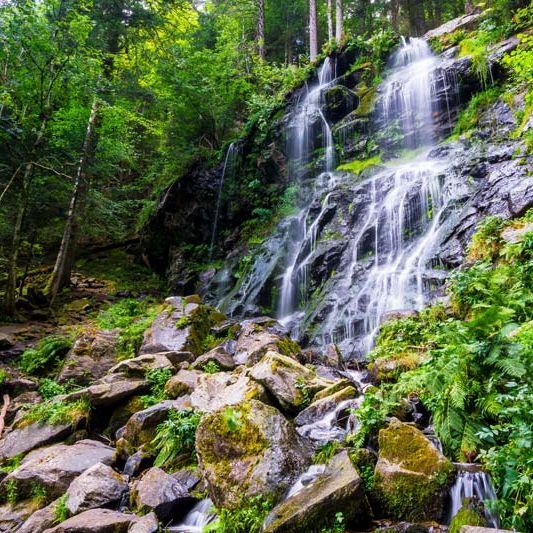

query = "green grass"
[21,398,90,427]
[337,154,382,175]
[453,87,501,136]
[19,335,73,376]
[140,367,172,408]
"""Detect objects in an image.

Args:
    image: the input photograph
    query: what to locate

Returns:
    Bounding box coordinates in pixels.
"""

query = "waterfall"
[448,466,500,528]
[209,142,239,259]
[169,498,216,532]
[217,37,464,356]
[278,58,337,322]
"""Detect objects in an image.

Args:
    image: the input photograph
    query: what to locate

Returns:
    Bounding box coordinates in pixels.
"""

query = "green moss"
[277,337,301,358]
[454,87,501,136]
[337,155,382,175]
[184,304,226,356]
[449,506,486,533]
[53,494,70,524]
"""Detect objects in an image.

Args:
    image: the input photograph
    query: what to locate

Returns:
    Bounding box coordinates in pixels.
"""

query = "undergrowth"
[19,335,73,376]
[205,496,273,533]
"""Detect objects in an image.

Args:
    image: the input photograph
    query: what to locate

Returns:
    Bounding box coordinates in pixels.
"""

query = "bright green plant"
[453,87,501,136]
[54,494,70,524]
[202,361,221,374]
[22,398,90,427]
[223,407,244,433]
[295,377,312,408]
[38,378,67,400]
[19,335,72,375]
[337,154,382,175]
[30,484,47,507]
[151,409,202,469]
[140,367,172,408]
[5,479,18,505]
[312,441,341,465]
[205,496,273,533]
[0,454,23,475]
[320,512,346,533]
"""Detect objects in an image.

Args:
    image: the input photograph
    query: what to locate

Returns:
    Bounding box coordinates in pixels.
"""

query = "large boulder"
[120,399,191,452]
[0,440,115,504]
[190,346,235,371]
[130,467,195,521]
[249,352,331,413]
[372,419,454,521]
[233,321,283,366]
[44,509,135,532]
[17,498,61,533]
[108,354,176,378]
[0,420,75,461]
[196,400,310,509]
[65,463,128,515]
[58,329,119,386]
[294,386,358,426]
[190,369,267,413]
[140,296,225,356]
[128,512,159,533]
[263,451,372,532]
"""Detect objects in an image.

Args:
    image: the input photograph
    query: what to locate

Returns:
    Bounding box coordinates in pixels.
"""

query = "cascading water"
[209,142,239,260]
[217,37,464,357]
[169,498,216,532]
[448,466,500,528]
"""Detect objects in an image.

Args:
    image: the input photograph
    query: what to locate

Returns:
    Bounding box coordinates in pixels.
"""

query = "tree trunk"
[257,0,265,59]
[47,99,99,303]
[327,0,334,41]
[335,0,343,44]
[3,183,28,316]
[309,0,318,61]
[390,0,400,32]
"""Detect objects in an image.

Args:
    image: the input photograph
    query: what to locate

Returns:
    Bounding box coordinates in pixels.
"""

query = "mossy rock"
[195,400,310,509]
[449,505,486,533]
[371,419,454,522]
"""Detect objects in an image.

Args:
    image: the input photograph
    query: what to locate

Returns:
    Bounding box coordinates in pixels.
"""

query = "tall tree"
[309,0,318,61]
[327,0,334,41]
[257,0,266,59]
[47,99,99,302]
[335,0,343,43]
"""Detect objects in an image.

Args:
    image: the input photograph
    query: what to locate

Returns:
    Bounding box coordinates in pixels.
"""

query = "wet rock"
[128,512,159,533]
[263,451,372,532]
[249,351,331,413]
[233,321,283,366]
[0,500,38,532]
[312,379,354,402]
[121,399,192,451]
[86,375,148,407]
[65,463,128,515]
[190,369,267,413]
[58,329,119,386]
[140,297,224,357]
[0,440,115,504]
[372,419,454,522]
[44,508,135,532]
[424,12,483,41]
[0,420,75,461]
[191,346,235,371]
[130,467,194,521]
[324,85,356,122]
[165,369,203,398]
[106,396,145,439]
[196,400,310,509]
[501,222,533,244]
[108,353,176,378]
[295,386,358,426]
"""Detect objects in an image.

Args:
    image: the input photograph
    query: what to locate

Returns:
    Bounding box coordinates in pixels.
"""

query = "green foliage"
[5,479,18,505]
[151,409,202,469]
[502,33,533,86]
[202,361,221,374]
[295,377,313,408]
[30,484,47,507]
[54,494,70,524]
[454,88,501,136]
[320,512,346,533]
[312,441,341,465]
[140,368,172,408]
[0,369,6,385]
[38,378,67,400]
[357,210,533,529]
[22,398,90,427]
[97,299,160,360]
[223,407,244,433]
[0,454,23,475]
[337,155,382,175]
[205,496,273,533]
[19,335,73,376]
[467,215,506,262]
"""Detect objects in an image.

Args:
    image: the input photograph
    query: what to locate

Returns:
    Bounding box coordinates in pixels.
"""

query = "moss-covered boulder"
[249,351,331,413]
[372,419,454,522]
[233,321,284,366]
[263,451,372,532]
[449,505,486,533]
[195,400,310,509]
[165,368,203,398]
[140,296,225,357]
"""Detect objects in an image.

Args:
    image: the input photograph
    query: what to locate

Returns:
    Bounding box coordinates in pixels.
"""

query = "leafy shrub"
[54,494,69,524]
[312,441,341,465]
[97,298,159,360]
[468,215,506,262]
[223,407,244,433]
[205,496,273,533]
[19,335,72,375]
[38,378,67,400]
[151,409,202,469]
[22,398,90,427]
[202,361,221,374]
[337,154,382,175]
[0,454,23,475]
[140,368,172,408]
[320,512,346,533]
